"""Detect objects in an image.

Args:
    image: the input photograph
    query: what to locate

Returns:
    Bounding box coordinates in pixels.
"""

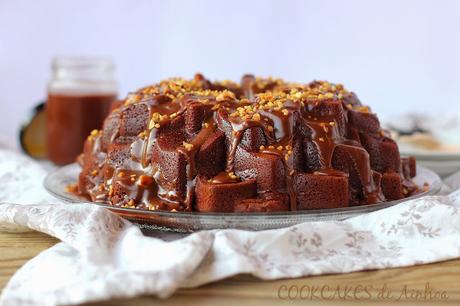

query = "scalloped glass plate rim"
[44,163,442,229]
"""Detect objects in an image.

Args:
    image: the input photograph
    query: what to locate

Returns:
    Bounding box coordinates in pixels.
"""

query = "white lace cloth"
[2,147,460,306]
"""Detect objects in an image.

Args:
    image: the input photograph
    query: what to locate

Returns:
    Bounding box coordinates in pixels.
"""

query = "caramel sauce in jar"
[46,57,117,165]
[47,93,115,164]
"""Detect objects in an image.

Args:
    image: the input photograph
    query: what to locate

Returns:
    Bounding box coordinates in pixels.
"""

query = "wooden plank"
[1,231,459,305]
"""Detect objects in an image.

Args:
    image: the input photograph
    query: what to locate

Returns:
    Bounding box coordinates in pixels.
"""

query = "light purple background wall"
[1,0,460,147]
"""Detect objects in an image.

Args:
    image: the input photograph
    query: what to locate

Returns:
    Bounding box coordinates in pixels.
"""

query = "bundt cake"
[75,74,419,212]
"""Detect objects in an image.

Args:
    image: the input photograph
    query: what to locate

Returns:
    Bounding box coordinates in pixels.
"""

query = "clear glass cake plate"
[44,163,442,232]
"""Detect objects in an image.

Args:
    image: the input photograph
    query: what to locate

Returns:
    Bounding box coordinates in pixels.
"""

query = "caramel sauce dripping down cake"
[75,74,418,212]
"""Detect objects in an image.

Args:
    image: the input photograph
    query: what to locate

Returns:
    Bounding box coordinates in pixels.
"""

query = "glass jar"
[46,57,117,165]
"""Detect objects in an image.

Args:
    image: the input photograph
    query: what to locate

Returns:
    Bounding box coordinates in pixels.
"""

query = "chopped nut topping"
[228,172,239,179]
[88,129,100,140]
[183,142,194,151]
[216,90,236,102]
[148,204,158,211]
[149,112,168,129]
[91,170,98,177]
[355,106,370,113]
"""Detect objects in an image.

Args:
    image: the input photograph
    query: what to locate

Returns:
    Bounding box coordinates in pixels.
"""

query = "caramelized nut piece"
[228,172,239,179]
[182,142,194,151]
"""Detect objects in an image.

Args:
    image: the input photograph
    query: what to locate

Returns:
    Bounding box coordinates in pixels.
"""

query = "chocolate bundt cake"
[76,74,418,212]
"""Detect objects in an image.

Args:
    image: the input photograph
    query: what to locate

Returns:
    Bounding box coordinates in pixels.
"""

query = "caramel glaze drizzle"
[82,74,415,211]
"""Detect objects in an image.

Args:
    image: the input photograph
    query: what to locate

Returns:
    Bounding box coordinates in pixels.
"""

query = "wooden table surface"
[1,230,459,306]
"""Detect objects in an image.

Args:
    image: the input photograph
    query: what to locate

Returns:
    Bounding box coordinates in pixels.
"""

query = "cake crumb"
[66,184,78,194]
